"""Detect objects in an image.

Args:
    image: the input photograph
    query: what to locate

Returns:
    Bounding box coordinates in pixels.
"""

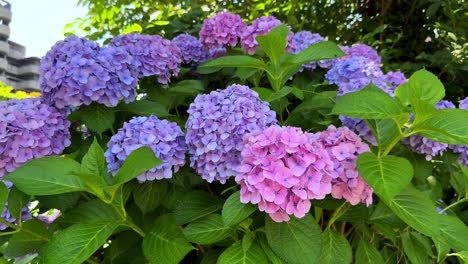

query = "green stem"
[125,219,145,238]
[440,197,468,214]
[0,229,20,236]
[327,202,350,228]
[379,135,402,157]
[0,217,19,230]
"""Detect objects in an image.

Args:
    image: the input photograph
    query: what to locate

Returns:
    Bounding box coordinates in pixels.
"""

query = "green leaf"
[81,102,115,133]
[257,234,287,264]
[434,239,450,263]
[437,215,468,252]
[217,240,268,264]
[62,199,121,225]
[357,152,413,199]
[265,214,322,264]
[367,118,403,156]
[112,146,163,186]
[5,156,86,195]
[256,25,288,65]
[332,84,403,119]
[411,108,468,145]
[117,99,171,117]
[0,181,7,209]
[36,192,80,212]
[143,214,194,264]
[107,231,144,264]
[4,219,51,258]
[197,55,268,74]
[175,191,223,225]
[183,214,233,244]
[395,69,445,107]
[355,240,385,264]
[268,86,293,102]
[289,41,345,65]
[200,249,220,264]
[169,80,205,95]
[81,137,106,177]
[452,251,468,263]
[401,232,429,264]
[222,191,257,226]
[7,186,29,220]
[44,221,119,264]
[316,228,352,264]
[133,180,168,215]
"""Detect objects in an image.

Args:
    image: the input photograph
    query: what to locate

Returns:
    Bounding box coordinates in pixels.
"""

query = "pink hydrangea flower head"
[315,125,373,206]
[105,115,186,183]
[236,125,335,222]
[0,98,71,178]
[199,12,247,48]
[240,16,296,55]
[186,84,276,183]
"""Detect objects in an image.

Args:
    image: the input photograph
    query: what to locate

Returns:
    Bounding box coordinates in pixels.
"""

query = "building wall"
[0,0,40,92]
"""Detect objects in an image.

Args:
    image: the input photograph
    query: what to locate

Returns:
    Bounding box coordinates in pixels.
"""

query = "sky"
[9,0,88,58]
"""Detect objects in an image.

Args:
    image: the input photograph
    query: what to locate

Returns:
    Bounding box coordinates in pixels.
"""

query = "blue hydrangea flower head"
[172,34,209,64]
[105,115,186,183]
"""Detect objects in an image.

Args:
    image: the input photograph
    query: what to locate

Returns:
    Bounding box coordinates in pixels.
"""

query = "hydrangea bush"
[0,11,467,264]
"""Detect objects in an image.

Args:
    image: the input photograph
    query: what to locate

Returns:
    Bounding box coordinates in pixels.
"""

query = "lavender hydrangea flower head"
[172,34,209,64]
[315,125,373,206]
[236,125,335,222]
[345,44,381,65]
[403,100,456,160]
[199,12,247,48]
[339,116,377,145]
[449,97,468,166]
[325,56,384,96]
[0,181,32,230]
[240,16,296,55]
[110,33,182,84]
[0,98,71,178]
[40,35,139,109]
[186,84,276,184]
[381,71,407,96]
[105,115,186,183]
[292,31,326,71]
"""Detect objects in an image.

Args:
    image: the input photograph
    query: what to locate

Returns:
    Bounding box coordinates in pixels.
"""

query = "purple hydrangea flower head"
[292,31,326,71]
[325,56,384,96]
[339,116,377,145]
[403,100,456,160]
[110,33,182,84]
[186,84,276,184]
[240,16,296,55]
[40,35,139,109]
[459,97,468,110]
[315,125,373,206]
[236,125,335,222]
[449,97,468,166]
[1,181,32,230]
[172,34,209,64]
[0,98,71,178]
[105,115,186,183]
[199,12,247,48]
[345,44,381,65]
[381,71,407,96]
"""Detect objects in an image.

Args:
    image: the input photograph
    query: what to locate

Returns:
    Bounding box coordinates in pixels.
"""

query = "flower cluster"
[315,125,373,206]
[0,181,32,230]
[292,31,326,71]
[40,35,139,109]
[344,44,381,65]
[339,116,376,145]
[240,16,296,55]
[403,100,456,160]
[105,115,186,183]
[0,98,71,178]
[382,71,408,96]
[172,34,209,64]
[186,84,276,183]
[449,97,468,166]
[110,33,182,84]
[199,12,247,48]
[236,126,336,222]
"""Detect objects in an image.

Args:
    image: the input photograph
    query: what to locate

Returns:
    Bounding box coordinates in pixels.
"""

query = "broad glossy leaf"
[133,180,168,215]
[62,199,121,225]
[175,191,223,225]
[107,231,144,264]
[117,99,171,117]
[217,240,268,264]
[112,146,163,186]
[169,80,204,95]
[143,214,194,264]
[395,69,445,106]
[437,215,468,252]
[222,191,257,226]
[81,137,106,177]
[412,108,468,145]
[5,156,86,195]
[265,214,321,264]
[7,186,29,220]
[355,240,385,264]
[257,234,287,264]
[289,41,345,65]
[4,219,51,258]
[44,221,119,264]
[183,214,233,244]
[256,25,288,65]
[198,55,268,74]
[357,152,413,199]
[36,192,80,212]
[316,229,352,264]
[332,85,403,119]
[401,232,429,264]
[80,102,115,133]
